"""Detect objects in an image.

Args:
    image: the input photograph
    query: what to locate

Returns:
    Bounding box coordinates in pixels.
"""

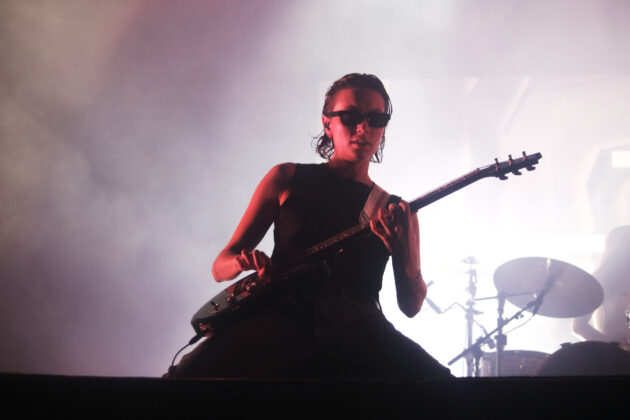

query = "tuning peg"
[522,151,536,171]
[495,158,508,180]
[508,154,521,175]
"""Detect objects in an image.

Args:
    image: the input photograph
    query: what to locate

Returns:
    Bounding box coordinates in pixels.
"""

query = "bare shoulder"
[267,162,296,205]
[251,162,297,207]
[270,162,296,181]
[264,162,296,191]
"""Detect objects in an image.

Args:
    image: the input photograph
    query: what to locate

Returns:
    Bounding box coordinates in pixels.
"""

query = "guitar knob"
[226,294,235,304]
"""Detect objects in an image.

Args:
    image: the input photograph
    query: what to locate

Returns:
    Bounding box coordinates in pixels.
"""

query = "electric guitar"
[190,152,542,339]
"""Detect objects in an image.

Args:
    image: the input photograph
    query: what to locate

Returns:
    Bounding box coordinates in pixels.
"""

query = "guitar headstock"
[482,151,542,180]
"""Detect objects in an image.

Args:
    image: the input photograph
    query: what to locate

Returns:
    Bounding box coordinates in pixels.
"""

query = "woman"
[170,73,451,379]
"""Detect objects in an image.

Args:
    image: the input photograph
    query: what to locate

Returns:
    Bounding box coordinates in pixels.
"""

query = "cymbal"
[493,257,603,318]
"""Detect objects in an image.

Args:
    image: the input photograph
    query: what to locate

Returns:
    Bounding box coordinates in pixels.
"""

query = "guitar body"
[190,273,258,337]
[191,152,542,339]
[191,263,321,336]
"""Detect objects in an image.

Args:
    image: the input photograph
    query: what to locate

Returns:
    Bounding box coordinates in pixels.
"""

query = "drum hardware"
[442,256,498,377]
[493,260,555,376]
[448,291,540,375]
[423,281,443,314]
[493,257,603,318]
[536,341,630,376]
[463,256,480,377]
[491,257,602,376]
[495,291,507,377]
[449,256,603,376]
[480,350,549,377]
[420,257,490,376]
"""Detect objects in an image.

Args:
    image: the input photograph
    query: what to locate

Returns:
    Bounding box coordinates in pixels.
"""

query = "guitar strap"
[359,183,390,223]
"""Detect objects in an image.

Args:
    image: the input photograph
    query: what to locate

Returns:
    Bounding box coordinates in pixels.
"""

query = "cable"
[167,337,199,377]
[502,311,537,336]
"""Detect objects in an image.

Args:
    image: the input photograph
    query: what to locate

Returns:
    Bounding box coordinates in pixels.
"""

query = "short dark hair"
[314,73,392,163]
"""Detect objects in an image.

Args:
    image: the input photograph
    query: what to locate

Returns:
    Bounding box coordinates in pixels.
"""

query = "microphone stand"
[447,292,542,372]
[423,280,443,315]
[450,259,557,376]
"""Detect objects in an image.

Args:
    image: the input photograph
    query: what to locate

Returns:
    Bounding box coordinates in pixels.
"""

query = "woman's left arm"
[370,202,426,317]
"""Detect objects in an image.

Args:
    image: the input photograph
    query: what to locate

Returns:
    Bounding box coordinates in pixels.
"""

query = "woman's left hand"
[371,201,424,317]
[370,201,413,256]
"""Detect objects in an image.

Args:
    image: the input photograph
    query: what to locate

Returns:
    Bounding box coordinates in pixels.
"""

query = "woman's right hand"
[235,249,273,279]
[211,163,294,282]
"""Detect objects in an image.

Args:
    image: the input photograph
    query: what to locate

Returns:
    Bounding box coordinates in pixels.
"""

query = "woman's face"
[322,87,387,164]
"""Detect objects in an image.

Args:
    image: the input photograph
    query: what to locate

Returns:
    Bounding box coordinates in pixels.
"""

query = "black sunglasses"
[325,110,391,128]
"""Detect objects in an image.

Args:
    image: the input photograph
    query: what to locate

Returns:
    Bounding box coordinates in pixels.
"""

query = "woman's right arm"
[211,163,295,282]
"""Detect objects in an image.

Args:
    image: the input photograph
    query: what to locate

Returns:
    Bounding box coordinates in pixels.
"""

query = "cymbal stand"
[463,257,479,377]
[448,293,537,372]
[495,292,506,377]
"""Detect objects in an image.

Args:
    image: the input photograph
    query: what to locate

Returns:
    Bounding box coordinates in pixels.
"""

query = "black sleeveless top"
[271,163,395,301]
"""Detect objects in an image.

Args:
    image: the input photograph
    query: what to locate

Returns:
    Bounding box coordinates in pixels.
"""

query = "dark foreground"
[2,373,627,418]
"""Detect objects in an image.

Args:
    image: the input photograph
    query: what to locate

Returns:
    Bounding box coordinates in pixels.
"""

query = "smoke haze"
[1,0,629,376]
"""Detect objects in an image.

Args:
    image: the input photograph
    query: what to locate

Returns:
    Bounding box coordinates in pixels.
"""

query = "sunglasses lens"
[339,111,363,126]
[367,113,390,128]
[332,111,390,128]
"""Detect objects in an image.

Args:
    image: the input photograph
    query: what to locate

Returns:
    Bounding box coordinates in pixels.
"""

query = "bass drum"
[480,350,549,377]
[535,341,630,376]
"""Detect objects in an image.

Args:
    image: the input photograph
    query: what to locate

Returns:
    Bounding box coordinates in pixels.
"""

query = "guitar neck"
[305,152,541,258]
[409,168,482,213]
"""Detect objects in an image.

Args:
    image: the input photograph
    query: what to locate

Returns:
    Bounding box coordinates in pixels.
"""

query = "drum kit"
[447,256,630,377]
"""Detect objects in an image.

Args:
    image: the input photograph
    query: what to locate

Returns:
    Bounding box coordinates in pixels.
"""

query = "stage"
[2,373,627,418]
